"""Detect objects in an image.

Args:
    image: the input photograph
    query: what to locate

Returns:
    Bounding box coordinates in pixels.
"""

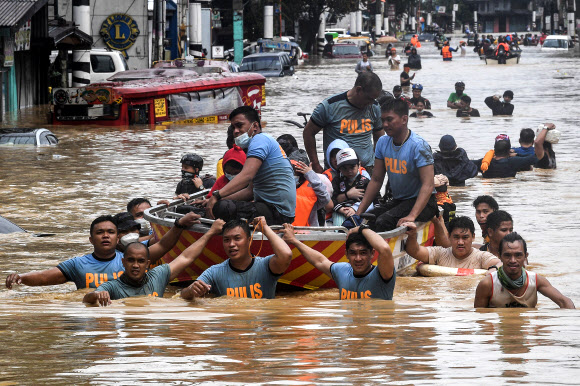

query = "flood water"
[1,42,580,384]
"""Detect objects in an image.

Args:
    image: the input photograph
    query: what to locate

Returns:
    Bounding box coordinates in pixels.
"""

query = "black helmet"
[180,153,203,170]
[455,81,465,88]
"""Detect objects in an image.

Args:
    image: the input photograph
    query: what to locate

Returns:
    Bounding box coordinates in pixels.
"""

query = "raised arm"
[396,164,434,226]
[252,217,292,275]
[474,275,492,308]
[353,226,394,281]
[303,120,323,173]
[402,222,430,263]
[148,212,201,263]
[537,274,575,309]
[356,157,386,215]
[6,267,67,289]
[168,219,225,281]
[433,215,451,248]
[281,223,332,277]
[534,123,554,161]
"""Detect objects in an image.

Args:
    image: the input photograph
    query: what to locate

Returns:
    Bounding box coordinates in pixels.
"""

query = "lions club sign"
[100,14,140,57]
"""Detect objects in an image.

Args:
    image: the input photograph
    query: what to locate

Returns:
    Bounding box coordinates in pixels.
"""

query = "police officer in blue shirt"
[281,223,396,300]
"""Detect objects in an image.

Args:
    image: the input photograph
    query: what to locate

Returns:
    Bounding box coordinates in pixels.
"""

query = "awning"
[49,19,93,50]
[0,0,48,32]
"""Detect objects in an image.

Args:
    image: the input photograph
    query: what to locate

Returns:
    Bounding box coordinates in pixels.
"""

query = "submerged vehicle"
[240,52,295,77]
[144,192,436,289]
[541,35,574,50]
[0,128,58,146]
[324,43,363,59]
[50,68,266,126]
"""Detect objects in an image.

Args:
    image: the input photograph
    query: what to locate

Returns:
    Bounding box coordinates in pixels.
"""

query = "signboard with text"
[15,20,31,51]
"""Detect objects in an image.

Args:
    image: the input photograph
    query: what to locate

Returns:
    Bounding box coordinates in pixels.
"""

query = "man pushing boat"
[281,223,396,300]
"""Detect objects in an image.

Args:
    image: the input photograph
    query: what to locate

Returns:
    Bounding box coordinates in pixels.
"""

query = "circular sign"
[100,14,140,57]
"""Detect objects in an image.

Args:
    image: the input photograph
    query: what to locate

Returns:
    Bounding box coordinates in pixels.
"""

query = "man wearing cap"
[447,82,468,109]
[303,72,384,177]
[393,85,411,107]
[289,150,331,227]
[485,90,514,116]
[433,135,478,186]
[206,106,296,225]
[387,48,401,70]
[5,212,201,290]
[356,98,438,232]
[456,95,480,117]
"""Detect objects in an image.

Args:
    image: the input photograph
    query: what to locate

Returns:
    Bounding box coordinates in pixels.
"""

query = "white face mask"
[120,233,140,247]
[135,218,151,236]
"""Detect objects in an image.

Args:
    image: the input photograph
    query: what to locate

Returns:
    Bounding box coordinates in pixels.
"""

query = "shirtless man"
[474,232,574,308]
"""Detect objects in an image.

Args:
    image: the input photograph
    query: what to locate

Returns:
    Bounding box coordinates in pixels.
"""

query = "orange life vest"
[322,168,334,182]
[495,43,510,55]
[410,37,418,46]
[292,181,319,226]
[442,46,452,59]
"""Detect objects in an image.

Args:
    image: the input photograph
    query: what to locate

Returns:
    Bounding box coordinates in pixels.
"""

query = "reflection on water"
[1,43,579,383]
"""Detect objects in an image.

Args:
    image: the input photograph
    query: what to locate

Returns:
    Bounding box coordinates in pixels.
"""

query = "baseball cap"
[113,212,141,232]
[439,135,457,152]
[336,148,359,168]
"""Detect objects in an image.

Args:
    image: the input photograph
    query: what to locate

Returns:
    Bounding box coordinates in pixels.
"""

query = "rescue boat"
[144,191,436,290]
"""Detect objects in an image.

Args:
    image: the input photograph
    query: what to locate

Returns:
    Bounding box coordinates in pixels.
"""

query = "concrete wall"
[59,0,150,69]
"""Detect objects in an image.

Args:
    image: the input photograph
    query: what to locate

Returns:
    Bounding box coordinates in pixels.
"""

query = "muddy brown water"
[0,43,579,384]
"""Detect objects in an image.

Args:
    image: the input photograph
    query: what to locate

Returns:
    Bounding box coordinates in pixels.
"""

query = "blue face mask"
[225,173,236,181]
[234,132,251,149]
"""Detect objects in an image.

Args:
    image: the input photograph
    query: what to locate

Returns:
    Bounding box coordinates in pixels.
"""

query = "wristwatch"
[212,190,222,200]
[358,224,368,235]
[174,218,188,229]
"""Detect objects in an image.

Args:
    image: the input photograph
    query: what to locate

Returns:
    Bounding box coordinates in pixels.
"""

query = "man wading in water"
[474,233,575,309]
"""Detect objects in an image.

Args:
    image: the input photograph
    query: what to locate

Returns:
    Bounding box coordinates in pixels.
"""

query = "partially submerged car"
[0,128,58,146]
[324,43,363,59]
[541,35,574,50]
[240,52,295,77]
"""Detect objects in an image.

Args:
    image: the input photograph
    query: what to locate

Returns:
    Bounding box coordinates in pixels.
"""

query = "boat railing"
[144,189,422,243]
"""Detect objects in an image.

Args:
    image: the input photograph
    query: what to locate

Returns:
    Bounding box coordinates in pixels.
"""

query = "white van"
[63,49,129,84]
[541,35,575,50]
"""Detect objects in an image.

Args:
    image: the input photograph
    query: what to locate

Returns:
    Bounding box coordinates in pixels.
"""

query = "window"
[90,55,115,73]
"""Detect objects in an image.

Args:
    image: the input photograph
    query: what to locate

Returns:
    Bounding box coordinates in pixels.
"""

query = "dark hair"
[226,123,235,149]
[354,72,382,94]
[127,198,151,214]
[460,95,471,104]
[229,106,261,128]
[519,128,535,144]
[90,215,117,236]
[472,195,499,211]
[447,216,475,235]
[277,134,299,156]
[346,232,373,252]
[124,242,150,259]
[503,90,514,98]
[380,98,409,117]
[486,210,513,231]
[499,232,527,256]
[222,219,251,238]
[494,140,511,157]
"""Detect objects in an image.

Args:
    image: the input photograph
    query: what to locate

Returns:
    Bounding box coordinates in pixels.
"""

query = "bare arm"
[372,129,385,147]
[355,226,394,280]
[181,280,211,300]
[537,274,575,309]
[356,158,386,215]
[303,120,323,173]
[224,183,254,201]
[433,215,451,248]
[83,290,112,307]
[148,212,201,263]
[474,275,492,308]
[6,267,67,289]
[396,164,434,227]
[402,222,430,263]
[168,220,225,281]
[205,157,263,218]
[256,218,292,275]
[534,123,554,161]
[281,223,332,277]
